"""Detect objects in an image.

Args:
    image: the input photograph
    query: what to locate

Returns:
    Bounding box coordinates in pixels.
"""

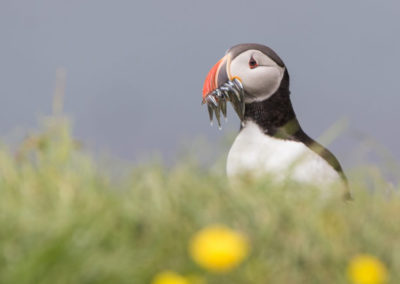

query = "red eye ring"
[249,56,258,69]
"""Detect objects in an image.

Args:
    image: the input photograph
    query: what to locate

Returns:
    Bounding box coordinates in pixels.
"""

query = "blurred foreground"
[0,117,399,284]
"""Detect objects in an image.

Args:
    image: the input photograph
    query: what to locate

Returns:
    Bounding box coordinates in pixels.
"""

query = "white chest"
[226,121,340,185]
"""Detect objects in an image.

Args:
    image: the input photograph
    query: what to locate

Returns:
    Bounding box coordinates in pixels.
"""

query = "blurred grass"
[0,116,399,284]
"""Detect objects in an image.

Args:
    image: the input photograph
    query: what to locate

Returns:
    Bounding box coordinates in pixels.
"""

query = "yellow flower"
[348,254,388,284]
[151,271,190,284]
[189,224,249,272]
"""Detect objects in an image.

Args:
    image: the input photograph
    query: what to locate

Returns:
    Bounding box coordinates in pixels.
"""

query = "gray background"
[1,0,399,169]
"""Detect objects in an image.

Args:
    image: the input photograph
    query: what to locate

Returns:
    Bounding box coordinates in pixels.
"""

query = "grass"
[0,116,399,284]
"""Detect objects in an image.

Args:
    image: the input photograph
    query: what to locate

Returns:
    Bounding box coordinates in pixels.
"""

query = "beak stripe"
[226,54,232,80]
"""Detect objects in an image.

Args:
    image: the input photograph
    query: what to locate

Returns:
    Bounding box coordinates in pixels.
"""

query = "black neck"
[244,87,301,138]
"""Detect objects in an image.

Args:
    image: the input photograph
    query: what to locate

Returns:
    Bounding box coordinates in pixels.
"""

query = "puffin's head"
[202,43,289,104]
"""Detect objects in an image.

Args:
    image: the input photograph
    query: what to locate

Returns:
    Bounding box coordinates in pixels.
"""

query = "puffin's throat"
[243,88,300,138]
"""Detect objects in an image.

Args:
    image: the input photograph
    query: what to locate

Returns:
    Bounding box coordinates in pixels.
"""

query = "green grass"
[0,116,399,284]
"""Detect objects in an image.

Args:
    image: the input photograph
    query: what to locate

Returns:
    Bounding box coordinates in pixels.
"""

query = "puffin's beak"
[202,55,228,102]
[201,54,245,128]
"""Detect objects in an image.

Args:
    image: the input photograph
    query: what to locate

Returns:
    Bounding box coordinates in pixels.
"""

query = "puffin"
[202,43,350,198]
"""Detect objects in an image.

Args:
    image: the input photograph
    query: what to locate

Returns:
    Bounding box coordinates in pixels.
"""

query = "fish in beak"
[202,54,245,129]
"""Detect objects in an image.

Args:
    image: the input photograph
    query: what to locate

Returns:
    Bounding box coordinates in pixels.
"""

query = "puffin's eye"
[249,56,258,69]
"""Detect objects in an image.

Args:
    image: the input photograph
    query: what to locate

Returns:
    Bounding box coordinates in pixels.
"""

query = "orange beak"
[202,55,228,102]
[201,53,245,126]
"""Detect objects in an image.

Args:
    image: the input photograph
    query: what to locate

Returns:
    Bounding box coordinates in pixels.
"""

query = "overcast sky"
[1,0,399,169]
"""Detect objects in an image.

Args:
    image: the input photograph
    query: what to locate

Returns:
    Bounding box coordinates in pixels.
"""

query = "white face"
[229,50,285,103]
